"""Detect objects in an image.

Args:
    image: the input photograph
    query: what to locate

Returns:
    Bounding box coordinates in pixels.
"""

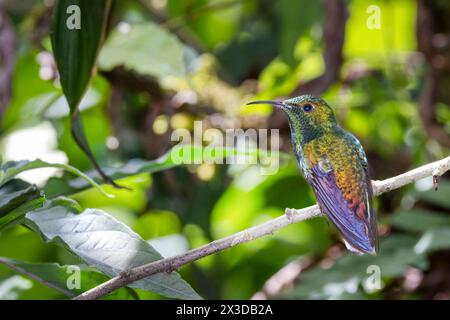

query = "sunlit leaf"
[0,275,32,300]
[1,51,59,130]
[276,0,322,65]
[44,144,269,197]
[25,206,202,300]
[148,234,189,258]
[211,162,312,238]
[134,210,182,240]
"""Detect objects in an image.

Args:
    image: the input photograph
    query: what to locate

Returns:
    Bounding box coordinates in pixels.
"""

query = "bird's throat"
[286,115,325,150]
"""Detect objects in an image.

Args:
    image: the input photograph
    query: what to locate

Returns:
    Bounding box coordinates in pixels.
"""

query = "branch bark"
[73,156,450,300]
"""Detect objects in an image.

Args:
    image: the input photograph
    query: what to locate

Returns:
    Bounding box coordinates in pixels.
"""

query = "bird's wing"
[348,134,379,252]
[307,155,378,255]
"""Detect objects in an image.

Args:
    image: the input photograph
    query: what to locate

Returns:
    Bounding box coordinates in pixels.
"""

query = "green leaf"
[0,195,84,231]
[0,159,111,197]
[98,21,197,80]
[414,181,450,209]
[212,162,314,238]
[51,0,110,111]
[0,258,135,299]
[25,206,202,300]
[51,0,116,186]
[0,197,45,231]
[276,0,322,65]
[281,235,427,299]
[0,185,42,218]
[44,144,271,197]
[414,227,450,254]
[1,52,59,130]
[387,209,450,232]
[0,180,45,229]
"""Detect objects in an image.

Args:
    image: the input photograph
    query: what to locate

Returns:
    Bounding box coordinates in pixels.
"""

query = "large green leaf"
[51,0,116,186]
[25,206,202,300]
[0,258,136,299]
[98,22,196,80]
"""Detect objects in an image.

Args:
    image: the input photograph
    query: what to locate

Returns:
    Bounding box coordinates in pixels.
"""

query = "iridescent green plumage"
[248,95,379,255]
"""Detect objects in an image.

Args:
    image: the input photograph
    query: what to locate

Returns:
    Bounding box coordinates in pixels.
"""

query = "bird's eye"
[303,104,313,112]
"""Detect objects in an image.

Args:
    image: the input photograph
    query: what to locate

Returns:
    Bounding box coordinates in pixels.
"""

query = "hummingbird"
[247,95,378,255]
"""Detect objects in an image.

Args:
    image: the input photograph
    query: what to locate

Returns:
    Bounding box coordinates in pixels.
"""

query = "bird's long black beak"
[246,100,286,108]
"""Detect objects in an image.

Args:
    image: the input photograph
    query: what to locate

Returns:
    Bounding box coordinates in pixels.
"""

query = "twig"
[73,156,450,300]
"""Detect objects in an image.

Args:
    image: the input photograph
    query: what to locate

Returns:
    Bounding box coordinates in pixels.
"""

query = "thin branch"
[73,156,450,300]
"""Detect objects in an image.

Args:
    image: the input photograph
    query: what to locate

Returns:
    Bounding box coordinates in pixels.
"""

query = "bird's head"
[247,95,337,144]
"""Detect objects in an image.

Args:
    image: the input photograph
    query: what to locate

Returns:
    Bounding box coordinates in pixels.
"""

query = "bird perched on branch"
[247,95,378,255]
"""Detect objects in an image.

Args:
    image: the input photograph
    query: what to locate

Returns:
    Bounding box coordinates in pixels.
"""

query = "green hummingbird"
[247,95,379,255]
